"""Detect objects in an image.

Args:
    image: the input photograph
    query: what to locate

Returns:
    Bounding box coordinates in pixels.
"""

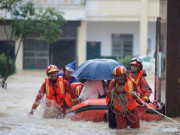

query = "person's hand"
[29,110,34,115]
[141,102,148,107]
[116,86,124,93]
[133,81,138,87]
[131,91,137,96]
[142,69,147,77]
[78,98,83,103]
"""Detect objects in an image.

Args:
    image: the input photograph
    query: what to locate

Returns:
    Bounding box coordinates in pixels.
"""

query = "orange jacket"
[71,82,84,97]
[129,70,151,103]
[46,77,69,107]
[107,77,138,112]
[31,77,78,112]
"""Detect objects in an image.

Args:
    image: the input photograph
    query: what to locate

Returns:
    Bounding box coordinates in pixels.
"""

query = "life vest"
[113,77,137,112]
[130,70,143,85]
[130,70,149,103]
[45,77,66,107]
[106,96,109,105]
[71,82,84,97]
[64,93,74,108]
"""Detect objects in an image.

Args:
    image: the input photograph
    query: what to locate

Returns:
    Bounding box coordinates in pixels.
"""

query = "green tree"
[118,55,135,67]
[0,0,66,88]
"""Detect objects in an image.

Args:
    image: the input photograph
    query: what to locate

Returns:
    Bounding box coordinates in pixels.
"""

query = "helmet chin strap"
[117,80,126,85]
[118,82,125,85]
[131,71,137,73]
[50,77,58,83]
[131,68,141,73]
[50,79,57,83]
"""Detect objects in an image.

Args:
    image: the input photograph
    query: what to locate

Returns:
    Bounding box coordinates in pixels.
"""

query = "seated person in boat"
[58,61,79,84]
[29,64,78,118]
[107,65,141,129]
[78,80,106,102]
[128,57,151,120]
[70,82,84,104]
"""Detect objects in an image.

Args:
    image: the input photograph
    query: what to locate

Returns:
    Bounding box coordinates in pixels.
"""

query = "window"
[23,39,49,69]
[112,34,133,56]
[0,41,15,59]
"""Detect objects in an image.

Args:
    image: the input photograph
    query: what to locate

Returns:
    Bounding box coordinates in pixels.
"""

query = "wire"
[134,93,180,125]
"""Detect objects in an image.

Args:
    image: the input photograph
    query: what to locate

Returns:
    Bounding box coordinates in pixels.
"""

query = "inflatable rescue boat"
[145,100,165,122]
[67,98,164,122]
[67,98,108,122]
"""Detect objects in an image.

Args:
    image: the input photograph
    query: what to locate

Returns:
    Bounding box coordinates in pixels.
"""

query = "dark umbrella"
[71,59,122,80]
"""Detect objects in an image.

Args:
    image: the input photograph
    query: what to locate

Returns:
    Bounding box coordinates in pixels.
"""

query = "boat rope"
[110,87,137,123]
[133,93,180,125]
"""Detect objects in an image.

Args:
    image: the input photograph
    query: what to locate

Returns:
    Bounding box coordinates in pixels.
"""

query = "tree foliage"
[118,55,135,67]
[0,53,15,78]
[0,0,66,42]
[0,0,66,88]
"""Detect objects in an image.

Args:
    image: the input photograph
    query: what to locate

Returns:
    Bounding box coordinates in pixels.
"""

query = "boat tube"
[67,98,165,122]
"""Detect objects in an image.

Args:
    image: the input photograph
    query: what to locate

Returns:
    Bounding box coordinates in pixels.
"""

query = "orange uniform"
[129,70,151,120]
[70,82,84,97]
[31,77,78,117]
[107,77,140,129]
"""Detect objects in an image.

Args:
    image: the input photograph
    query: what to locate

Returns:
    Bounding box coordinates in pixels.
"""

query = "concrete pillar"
[15,37,23,72]
[140,0,148,56]
[77,21,87,66]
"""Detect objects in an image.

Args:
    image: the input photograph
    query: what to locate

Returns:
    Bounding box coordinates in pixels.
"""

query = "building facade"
[0,0,159,70]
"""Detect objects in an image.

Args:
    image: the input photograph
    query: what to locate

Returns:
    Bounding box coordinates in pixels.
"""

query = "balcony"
[23,0,86,20]
[27,0,86,6]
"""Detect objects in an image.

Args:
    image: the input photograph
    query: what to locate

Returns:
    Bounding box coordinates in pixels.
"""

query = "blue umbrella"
[71,59,121,80]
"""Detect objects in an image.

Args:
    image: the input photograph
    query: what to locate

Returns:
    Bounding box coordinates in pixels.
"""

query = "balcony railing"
[25,0,86,6]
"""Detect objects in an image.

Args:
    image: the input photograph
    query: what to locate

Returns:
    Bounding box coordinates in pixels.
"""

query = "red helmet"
[113,65,127,76]
[130,61,141,66]
[46,64,59,75]
[130,57,143,69]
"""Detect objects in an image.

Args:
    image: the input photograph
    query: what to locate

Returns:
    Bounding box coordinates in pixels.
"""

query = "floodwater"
[0,70,180,135]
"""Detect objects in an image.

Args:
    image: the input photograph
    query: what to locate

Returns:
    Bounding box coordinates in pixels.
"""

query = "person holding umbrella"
[107,65,141,129]
[78,80,106,102]
[70,59,119,102]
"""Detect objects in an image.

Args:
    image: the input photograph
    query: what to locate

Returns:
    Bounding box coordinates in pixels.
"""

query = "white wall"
[87,21,140,56]
[87,21,156,57]
[148,22,156,57]
[86,0,159,22]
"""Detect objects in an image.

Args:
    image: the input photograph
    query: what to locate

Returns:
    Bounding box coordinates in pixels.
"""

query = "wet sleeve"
[133,82,141,99]
[107,80,115,101]
[31,82,46,110]
[139,77,151,102]
[64,80,79,104]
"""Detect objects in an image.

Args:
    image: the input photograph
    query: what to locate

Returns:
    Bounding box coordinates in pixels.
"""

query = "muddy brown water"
[0,70,180,135]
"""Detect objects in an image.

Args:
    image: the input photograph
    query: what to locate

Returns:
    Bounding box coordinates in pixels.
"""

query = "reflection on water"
[0,126,12,130]
[0,112,8,117]
[0,70,180,135]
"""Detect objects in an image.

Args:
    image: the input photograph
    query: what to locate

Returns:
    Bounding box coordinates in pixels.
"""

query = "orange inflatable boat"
[145,100,165,122]
[67,98,165,122]
[67,98,108,122]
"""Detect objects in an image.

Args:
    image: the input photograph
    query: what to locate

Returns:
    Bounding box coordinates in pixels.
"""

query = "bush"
[0,53,16,78]
[118,55,135,67]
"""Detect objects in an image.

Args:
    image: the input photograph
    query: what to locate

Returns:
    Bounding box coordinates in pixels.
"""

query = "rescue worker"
[129,57,151,120]
[29,64,78,118]
[107,65,141,129]
[71,82,84,98]
[58,61,79,84]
